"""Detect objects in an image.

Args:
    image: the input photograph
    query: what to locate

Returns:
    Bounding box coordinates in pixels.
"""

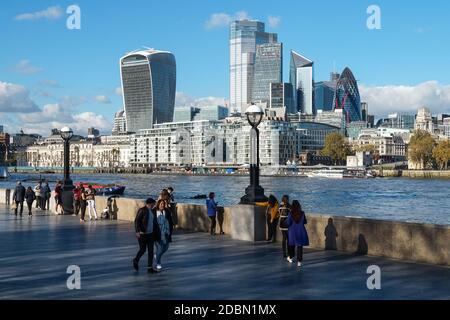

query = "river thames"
[1,173,449,225]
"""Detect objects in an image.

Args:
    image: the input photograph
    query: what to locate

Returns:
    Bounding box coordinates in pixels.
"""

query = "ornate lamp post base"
[240,184,268,204]
[61,179,75,215]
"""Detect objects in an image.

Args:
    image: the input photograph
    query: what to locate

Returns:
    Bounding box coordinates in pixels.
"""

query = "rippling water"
[1,173,449,225]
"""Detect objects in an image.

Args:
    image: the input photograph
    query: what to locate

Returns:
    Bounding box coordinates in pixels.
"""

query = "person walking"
[85,185,98,220]
[286,200,310,268]
[73,185,81,216]
[266,195,280,243]
[33,182,42,209]
[279,195,291,258]
[25,187,36,217]
[133,198,159,273]
[206,192,218,235]
[54,181,63,214]
[159,189,175,241]
[79,186,87,223]
[12,181,26,216]
[155,199,173,271]
[43,182,51,210]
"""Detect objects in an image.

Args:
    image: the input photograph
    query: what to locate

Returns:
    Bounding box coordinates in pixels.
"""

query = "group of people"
[12,181,51,216]
[133,187,176,273]
[262,194,310,268]
[72,184,98,222]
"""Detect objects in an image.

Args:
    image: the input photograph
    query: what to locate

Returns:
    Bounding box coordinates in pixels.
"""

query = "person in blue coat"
[287,200,309,267]
[206,192,218,235]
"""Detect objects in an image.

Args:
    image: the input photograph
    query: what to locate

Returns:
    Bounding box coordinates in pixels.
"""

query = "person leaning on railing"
[256,195,280,243]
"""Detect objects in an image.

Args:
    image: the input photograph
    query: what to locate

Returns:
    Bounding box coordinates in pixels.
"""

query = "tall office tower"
[290,51,314,115]
[333,67,361,123]
[361,102,368,122]
[270,83,294,113]
[120,49,176,133]
[230,20,277,114]
[252,42,282,104]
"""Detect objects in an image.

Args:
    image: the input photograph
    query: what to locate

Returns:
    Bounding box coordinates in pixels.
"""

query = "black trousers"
[135,234,155,268]
[281,230,289,256]
[15,201,24,215]
[209,215,216,235]
[40,197,46,210]
[26,201,33,215]
[74,200,81,216]
[288,245,303,262]
[267,218,279,241]
[80,201,86,220]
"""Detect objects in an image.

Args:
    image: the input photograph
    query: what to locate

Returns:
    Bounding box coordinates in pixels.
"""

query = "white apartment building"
[353,129,406,161]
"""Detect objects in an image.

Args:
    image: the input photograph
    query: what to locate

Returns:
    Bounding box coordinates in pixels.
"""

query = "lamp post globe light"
[60,126,74,215]
[240,104,268,204]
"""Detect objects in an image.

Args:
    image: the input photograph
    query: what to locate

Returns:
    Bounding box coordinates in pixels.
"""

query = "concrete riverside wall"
[381,170,450,179]
[0,189,448,266]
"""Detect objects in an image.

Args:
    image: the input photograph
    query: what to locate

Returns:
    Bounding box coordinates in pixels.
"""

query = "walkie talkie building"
[120,49,176,133]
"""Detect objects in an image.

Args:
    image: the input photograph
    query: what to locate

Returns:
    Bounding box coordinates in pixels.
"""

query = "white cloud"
[205,11,251,30]
[94,95,111,104]
[360,81,450,117]
[18,104,112,136]
[115,86,123,96]
[0,82,40,113]
[268,15,281,28]
[12,59,43,75]
[175,92,228,108]
[15,6,63,21]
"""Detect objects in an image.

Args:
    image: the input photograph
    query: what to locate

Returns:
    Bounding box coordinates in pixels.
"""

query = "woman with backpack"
[25,186,36,217]
[206,192,218,235]
[278,195,291,258]
[287,200,309,268]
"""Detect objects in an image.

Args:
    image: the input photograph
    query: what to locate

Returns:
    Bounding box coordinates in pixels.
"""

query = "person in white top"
[85,185,98,220]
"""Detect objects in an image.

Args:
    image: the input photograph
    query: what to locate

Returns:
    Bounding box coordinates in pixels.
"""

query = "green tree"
[321,132,352,165]
[433,140,450,170]
[409,130,436,169]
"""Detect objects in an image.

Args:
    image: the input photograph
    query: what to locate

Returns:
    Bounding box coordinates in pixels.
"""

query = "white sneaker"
[156,264,162,270]
[287,257,293,263]
[297,262,302,267]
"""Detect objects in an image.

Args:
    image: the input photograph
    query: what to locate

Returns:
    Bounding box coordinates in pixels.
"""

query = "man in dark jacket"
[133,198,159,273]
[12,181,26,216]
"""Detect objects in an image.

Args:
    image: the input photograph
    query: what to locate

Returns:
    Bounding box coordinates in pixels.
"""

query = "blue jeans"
[155,238,170,265]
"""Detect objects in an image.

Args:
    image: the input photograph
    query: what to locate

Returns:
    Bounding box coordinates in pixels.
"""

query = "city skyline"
[1,0,450,135]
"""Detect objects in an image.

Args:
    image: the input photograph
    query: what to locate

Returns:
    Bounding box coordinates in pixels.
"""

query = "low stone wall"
[381,169,450,179]
[1,189,448,266]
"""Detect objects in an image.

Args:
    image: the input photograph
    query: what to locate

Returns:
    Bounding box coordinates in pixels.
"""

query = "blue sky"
[1,0,450,135]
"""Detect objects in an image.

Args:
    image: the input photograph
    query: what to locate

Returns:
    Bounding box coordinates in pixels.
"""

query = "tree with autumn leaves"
[409,130,450,170]
[320,132,352,165]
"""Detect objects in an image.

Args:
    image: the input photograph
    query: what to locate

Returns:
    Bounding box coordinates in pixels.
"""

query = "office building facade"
[333,67,361,123]
[120,49,176,133]
[270,83,294,112]
[230,20,277,114]
[290,51,314,114]
[252,42,282,104]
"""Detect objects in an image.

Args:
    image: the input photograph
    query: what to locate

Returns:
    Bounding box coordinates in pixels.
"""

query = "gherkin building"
[333,67,361,123]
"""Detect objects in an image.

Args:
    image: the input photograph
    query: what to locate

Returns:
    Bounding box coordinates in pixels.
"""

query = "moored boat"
[306,169,344,179]
[75,182,126,195]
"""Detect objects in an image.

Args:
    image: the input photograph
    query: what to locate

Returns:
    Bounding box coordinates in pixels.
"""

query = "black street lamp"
[60,126,74,215]
[240,104,268,204]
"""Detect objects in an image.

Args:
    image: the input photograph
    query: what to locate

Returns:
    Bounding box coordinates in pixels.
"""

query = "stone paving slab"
[0,205,449,300]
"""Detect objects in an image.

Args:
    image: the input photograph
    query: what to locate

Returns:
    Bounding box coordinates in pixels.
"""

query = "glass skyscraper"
[333,67,361,123]
[252,42,282,104]
[270,83,294,113]
[314,81,336,112]
[290,51,314,115]
[120,49,176,133]
[229,20,277,114]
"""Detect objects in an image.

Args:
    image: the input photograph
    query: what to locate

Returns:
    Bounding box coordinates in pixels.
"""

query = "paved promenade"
[0,205,449,300]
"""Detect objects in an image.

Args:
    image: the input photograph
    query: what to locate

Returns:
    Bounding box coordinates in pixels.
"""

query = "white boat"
[306,168,344,179]
[0,166,8,179]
